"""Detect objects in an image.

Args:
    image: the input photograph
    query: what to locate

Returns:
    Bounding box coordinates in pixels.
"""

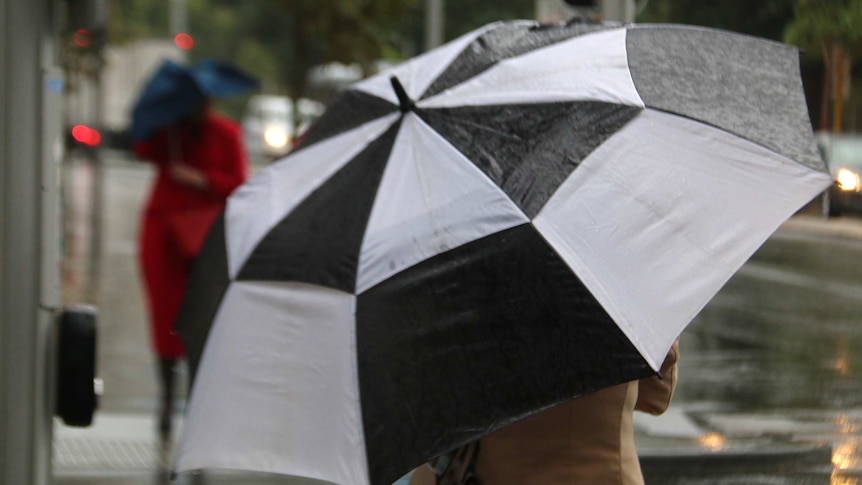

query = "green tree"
[108,0,419,118]
[188,0,290,91]
[108,0,169,43]
[784,0,862,132]
[443,0,535,41]
[265,0,420,100]
[636,0,795,41]
[105,0,547,116]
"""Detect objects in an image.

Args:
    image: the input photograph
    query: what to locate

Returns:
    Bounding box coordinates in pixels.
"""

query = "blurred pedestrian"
[133,98,248,440]
[409,340,679,485]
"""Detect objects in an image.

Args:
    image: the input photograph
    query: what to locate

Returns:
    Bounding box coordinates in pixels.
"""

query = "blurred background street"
[2,0,860,484]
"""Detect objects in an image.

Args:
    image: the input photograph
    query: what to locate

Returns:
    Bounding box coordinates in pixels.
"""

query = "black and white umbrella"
[174,20,831,485]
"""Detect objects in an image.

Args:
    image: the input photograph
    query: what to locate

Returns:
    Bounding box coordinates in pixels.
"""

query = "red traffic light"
[73,29,92,47]
[174,33,194,50]
[71,125,102,146]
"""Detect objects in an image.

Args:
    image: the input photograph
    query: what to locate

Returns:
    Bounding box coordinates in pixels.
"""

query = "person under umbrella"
[407,340,679,485]
[130,59,256,440]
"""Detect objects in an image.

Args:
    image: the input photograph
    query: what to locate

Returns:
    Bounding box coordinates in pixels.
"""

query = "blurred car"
[816,131,862,217]
[241,95,325,163]
[294,98,325,138]
[242,95,294,163]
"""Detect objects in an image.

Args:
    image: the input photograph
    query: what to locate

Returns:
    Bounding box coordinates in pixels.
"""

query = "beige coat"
[410,341,679,485]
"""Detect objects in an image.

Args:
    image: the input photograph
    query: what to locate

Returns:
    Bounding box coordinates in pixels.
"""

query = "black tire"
[56,306,98,427]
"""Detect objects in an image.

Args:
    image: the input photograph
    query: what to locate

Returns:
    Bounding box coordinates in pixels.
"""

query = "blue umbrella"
[190,59,261,98]
[129,60,205,143]
[129,59,259,142]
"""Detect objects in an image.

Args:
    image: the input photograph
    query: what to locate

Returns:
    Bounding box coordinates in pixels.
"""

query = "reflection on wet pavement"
[698,432,729,451]
[660,219,862,484]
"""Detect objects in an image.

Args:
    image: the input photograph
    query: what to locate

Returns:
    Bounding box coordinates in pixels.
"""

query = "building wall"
[0,0,61,483]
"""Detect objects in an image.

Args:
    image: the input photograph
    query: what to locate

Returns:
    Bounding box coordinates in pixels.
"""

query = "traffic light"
[65,0,107,57]
[174,33,195,50]
[65,0,107,34]
[71,125,102,147]
[73,29,92,47]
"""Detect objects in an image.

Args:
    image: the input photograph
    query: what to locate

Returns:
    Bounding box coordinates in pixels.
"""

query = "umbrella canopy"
[173,20,831,485]
[129,59,259,142]
[129,59,205,142]
[189,59,261,98]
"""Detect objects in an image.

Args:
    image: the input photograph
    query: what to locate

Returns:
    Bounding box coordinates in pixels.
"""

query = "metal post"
[87,11,106,301]
[170,0,188,37]
[425,0,444,50]
[0,0,61,483]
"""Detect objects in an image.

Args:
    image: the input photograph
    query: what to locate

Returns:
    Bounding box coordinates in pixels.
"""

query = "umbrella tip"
[389,76,414,113]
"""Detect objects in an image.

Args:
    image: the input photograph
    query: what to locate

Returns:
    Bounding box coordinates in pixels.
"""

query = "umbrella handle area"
[389,76,415,113]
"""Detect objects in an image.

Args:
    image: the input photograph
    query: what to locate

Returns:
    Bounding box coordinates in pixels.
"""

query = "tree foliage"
[107,0,170,43]
[784,0,862,132]
[443,0,535,41]
[109,0,420,102]
[636,0,795,41]
[108,1,544,103]
[268,0,420,99]
[784,0,862,56]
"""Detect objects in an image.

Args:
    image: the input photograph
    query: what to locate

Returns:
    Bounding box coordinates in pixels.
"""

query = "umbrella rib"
[643,106,823,173]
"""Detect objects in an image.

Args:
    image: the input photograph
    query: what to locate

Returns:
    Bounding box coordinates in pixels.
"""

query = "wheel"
[55,306,98,427]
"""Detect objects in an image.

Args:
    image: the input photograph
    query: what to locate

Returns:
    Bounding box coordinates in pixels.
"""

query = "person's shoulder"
[206,112,241,136]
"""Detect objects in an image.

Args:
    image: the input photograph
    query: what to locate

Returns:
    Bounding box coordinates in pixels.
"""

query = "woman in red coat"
[133,100,248,439]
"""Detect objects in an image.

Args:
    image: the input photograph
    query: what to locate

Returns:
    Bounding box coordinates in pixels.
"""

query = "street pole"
[170,0,187,34]
[425,0,444,51]
[170,0,188,43]
[0,0,61,483]
[87,0,107,301]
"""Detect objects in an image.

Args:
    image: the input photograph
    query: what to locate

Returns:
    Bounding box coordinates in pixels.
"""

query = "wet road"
[686,220,862,413]
[56,151,862,484]
[658,216,862,485]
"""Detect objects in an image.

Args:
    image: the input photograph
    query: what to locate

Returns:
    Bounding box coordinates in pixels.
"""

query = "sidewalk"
[54,408,836,483]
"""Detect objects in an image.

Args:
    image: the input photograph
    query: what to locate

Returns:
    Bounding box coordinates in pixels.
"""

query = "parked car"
[242,95,294,163]
[241,95,326,163]
[816,131,862,217]
[294,98,325,138]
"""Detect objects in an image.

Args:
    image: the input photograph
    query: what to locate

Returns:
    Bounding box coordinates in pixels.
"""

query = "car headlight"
[836,168,861,192]
[264,127,289,149]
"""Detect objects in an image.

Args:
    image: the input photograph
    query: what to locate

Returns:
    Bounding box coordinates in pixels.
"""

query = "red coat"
[134,112,248,358]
